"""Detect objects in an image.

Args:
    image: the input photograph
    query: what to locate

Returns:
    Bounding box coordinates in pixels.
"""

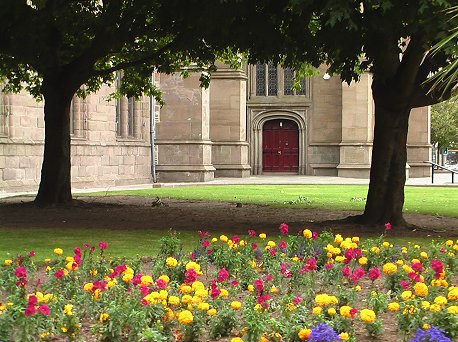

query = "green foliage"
[431,99,458,149]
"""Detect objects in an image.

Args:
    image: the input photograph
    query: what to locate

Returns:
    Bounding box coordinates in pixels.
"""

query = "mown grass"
[95,184,458,217]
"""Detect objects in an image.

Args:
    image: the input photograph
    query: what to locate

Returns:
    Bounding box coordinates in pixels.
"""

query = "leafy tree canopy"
[431,99,458,150]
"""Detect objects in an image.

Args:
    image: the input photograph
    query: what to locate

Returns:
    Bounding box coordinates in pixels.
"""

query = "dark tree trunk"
[357,102,411,226]
[34,75,74,206]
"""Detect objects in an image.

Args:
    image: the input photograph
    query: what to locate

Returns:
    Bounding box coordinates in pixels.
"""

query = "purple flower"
[309,323,341,342]
[409,326,451,342]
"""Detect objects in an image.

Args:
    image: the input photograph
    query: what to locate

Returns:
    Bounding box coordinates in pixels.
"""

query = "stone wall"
[0,85,152,194]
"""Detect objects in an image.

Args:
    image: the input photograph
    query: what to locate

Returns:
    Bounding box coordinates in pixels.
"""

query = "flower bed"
[0,225,457,341]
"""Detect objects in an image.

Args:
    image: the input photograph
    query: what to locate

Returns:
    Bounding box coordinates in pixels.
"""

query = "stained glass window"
[255,63,266,96]
[267,64,277,96]
[284,68,294,95]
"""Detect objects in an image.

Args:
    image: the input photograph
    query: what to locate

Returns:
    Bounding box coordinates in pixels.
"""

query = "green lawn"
[95,184,458,217]
[1,184,456,260]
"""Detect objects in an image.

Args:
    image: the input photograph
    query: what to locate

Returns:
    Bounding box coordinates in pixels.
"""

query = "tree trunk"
[34,76,74,206]
[356,102,411,226]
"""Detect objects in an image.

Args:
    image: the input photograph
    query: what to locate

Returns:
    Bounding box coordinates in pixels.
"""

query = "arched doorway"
[262,119,299,172]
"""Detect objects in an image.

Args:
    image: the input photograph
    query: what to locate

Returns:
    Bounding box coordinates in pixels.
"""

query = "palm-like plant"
[429,6,458,97]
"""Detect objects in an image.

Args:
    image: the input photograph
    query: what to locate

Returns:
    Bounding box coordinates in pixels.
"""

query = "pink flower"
[279,223,289,235]
[269,248,277,256]
[248,229,257,237]
[217,268,229,282]
[312,231,319,240]
[14,266,27,279]
[98,242,108,250]
[198,230,210,237]
[28,250,35,257]
[24,304,36,316]
[54,269,64,279]
[231,280,239,287]
[292,296,303,305]
[368,268,381,281]
[384,222,392,230]
[156,279,167,289]
[265,274,273,281]
[28,295,38,305]
[341,266,351,277]
[251,243,258,250]
[278,240,287,249]
[254,279,264,292]
[230,235,240,244]
[38,304,50,315]
[74,247,81,255]
[430,259,444,275]
[325,263,334,270]
[350,308,358,317]
[411,262,423,273]
[83,243,89,249]
[400,280,410,290]
[201,240,210,248]
[184,268,198,284]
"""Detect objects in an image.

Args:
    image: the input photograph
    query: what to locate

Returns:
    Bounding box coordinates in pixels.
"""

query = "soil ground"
[1,195,457,238]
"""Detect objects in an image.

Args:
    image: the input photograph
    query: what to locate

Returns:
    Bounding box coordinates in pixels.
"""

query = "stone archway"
[250,110,307,175]
[262,119,299,172]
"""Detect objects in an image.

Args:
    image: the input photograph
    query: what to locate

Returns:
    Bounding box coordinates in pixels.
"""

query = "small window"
[253,64,308,97]
[115,71,142,139]
[0,89,10,137]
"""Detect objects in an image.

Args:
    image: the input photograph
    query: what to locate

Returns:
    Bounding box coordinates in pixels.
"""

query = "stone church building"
[0,65,431,193]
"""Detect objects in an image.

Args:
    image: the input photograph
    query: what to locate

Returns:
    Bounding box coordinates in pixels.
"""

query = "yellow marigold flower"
[382,241,390,248]
[340,332,350,340]
[340,306,352,318]
[447,306,458,314]
[89,269,98,276]
[421,301,430,310]
[195,288,208,298]
[287,303,296,312]
[402,265,413,273]
[414,282,428,297]
[158,275,170,285]
[165,257,178,267]
[181,295,193,304]
[259,335,268,342]
[267,240,276,248]
[269,285,279,294]
[231,338,243,342]
[122,273,133,283]
[180,285,192,293]
[198,302,210,311]
[388,302,400,312]
[420,252,428,259]
[259,233,266,240]
[231,301,242,310]
[99,312,109,322]
[168,296,180,306]
[254,304,263,311]
[335,256,346,263]
[401,291,413,301]
[328,308,336,315]
[4,259,13,266]
[140,275,153,286]
[240,240,246,247]
[53,248,63,256]
[63,304,73,316]
[430,304,441,313]
[191,281,205,291]
[61,327,68,333]
[334,234,343,244]
[248,284,255,292]
[303,229,312,239]
[177,310,193,325]
[423,323,430,330]
[383,263,398,275]
[434,296,448,306]
[208,308,217,316]
[414,244,421,249]
[298,328,311,340]
[445,240,454,247]
[371,246,380,254]
[352,236,359,243]
[355,285,362,292]
[219,288,229,298]
[358,257,368,265]
[327,252,333,258]
[441,280,448,287]
[185,261,202,274]
[312,306,322,315]
[83,283,93,292]
[211,237,218,243]
[448,287,458,301]
[220,235,228,242]
[360,309,376,323]
[401,247,408,254]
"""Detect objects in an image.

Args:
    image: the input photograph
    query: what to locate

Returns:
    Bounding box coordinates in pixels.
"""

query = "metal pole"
[431,163,434,184]
[150,72,157,183]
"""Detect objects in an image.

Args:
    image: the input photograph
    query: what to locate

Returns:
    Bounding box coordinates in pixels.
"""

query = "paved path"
[1,172,455,199]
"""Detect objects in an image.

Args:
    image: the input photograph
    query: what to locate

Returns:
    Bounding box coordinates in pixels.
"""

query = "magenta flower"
[279,223,289,235]
[184,268,197,284]
[400,280,411,290]
[201,239,210,248]
[278,240,287,249]
[384,222,392,230]
[156,279,167,289]
[28,250,35,257]
[98,242,108,250]
[248,229,257,237]
[24,304,36,317]
[38,304,50,315]
[368,268,381,281]
[217,268,229,282]
[293,296,303,305]
[341,266,351,277]
[254,279,264,292]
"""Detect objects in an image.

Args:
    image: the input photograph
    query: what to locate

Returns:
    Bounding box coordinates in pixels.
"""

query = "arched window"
[70,95,87,138]
[115,72,143,139]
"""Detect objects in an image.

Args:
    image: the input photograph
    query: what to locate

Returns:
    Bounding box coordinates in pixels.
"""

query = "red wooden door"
[263,119,299,172]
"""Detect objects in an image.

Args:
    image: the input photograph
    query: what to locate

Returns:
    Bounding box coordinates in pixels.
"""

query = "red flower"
[54,269,64,279]
[368,268,381,281]
[341,266,351,277]
[411,262,423,273]
[248,229,257,237]
[254,279,264,292]
[38,304,50,315]
[184,268,198,284]
[28,250,35,257]
[278,240,287,249]
[201,239,210,248]
[350,308,358,317]
[98,242,108,250]
[279,223,289,235]
[156,279,167,289]
[24,304,36,316]
[217,268,229,282]
[400,280,410,290]
[384,222,392,230]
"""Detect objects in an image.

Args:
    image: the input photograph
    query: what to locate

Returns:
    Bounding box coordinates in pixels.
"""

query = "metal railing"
[424,161,457,184]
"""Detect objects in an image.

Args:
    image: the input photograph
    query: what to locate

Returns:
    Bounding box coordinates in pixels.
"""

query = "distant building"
[0,65,431,193]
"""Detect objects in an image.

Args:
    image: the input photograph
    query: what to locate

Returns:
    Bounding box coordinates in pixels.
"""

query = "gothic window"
[253,64,308,97]
[115,72,143,139]
[70,96,87,138]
